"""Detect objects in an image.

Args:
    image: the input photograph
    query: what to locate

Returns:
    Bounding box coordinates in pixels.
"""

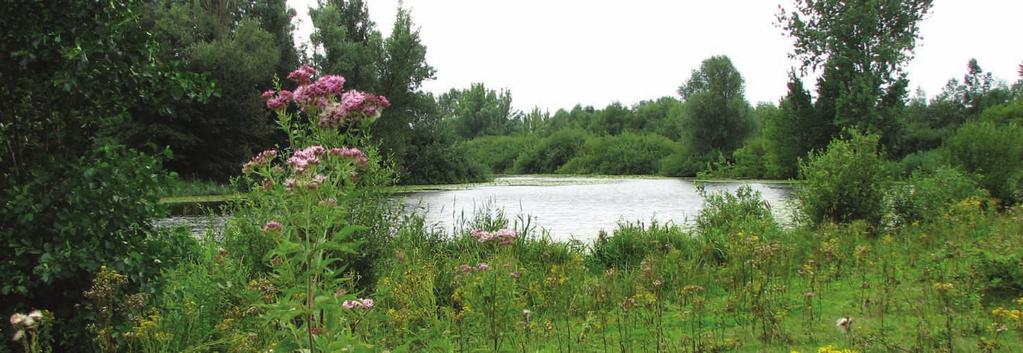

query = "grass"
[125,187,1023,352]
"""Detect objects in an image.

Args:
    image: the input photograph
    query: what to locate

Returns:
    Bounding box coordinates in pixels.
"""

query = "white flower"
[9,313,25,326]
[12,330,24,342]
[27,310,42,321]
[836,316,853,333]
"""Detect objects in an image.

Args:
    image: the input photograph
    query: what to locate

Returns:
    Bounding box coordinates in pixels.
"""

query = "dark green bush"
[890,148,949,178]
[558,133,679,175]
[463,135,538,174]
[658,151,714,177]
[588,221,688,270]
[797,132,891,228]
[946,121,1023,206]
[695,185,776,236]
[886,166,988,227]
[512,129,586,173]
[972,249,1023,294]
[0,144,197,346]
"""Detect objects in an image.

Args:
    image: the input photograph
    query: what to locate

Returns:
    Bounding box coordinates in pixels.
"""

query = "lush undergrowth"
[9,67,1022,353]
[56,189,1023,353]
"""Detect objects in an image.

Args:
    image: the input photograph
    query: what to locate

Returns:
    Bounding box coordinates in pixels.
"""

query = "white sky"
[287,0,1023,112]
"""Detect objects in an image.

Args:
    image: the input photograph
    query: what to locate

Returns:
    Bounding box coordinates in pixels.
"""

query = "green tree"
[946,121,1023,206]
[441,83,517,139]
[779,0,934,146]
[310,0,383,91]
[797,131,891,228]
[0,1,209,349]
[127,0,294,180]
[764,72,831,178]
[676,55,755,158]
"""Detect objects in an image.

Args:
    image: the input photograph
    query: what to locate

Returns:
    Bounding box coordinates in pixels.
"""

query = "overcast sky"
[286,0,1023,112]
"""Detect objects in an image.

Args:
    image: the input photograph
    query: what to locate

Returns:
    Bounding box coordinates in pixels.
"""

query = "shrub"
[659,151,714,177]
[946,120,1023,206]
[0,144,198,349]
[890,148,949,178]
[588,221,688,270]
[701,138,770,179]
[886,166,989,227]
[558,133,679,175]
[463,135,538,174]
[695,185,776,236]
[797,132,891,228]
[512,129,586,173]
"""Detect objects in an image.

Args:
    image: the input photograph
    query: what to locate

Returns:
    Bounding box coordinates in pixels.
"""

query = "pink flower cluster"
[242,149,278,174]
[293,74,346,109]
[330,147,369,168]
[262,65,390,126]
[318,91,390,128]
[283,174,326,192]
[457,262,491,273]
[470,229,518,245]
[262,90,292,110]
[262,220,283,233]
[341,90,391,117]
[342,298,375,310]
[288,146,326,173]
[287,64,317,85]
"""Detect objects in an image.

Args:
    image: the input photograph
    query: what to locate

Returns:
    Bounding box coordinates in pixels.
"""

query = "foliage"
[890,148,949,177]
[0,145,201,350]
[797,132,891,228]
[678,56,755,157]
[764,72,833,178]
[463,135,540,174]
[588,222,687,270]
[439,83,517,139]
[945,120,1023,206]
[558,133,680,175]
[886,166,989,227]
[695,185,777,237]
[399,115,490,185]
[512,129,587,174]
[779,0,933,147]
[127,0,293,180]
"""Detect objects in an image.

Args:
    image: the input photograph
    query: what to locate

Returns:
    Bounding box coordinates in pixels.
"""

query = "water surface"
[402,176,792,241]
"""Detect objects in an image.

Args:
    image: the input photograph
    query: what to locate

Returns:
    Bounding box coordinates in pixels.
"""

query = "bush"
[512,129,586,173]
[886,166,989,227]
[558,133,679,175]
[0,144,196,347]
[463,135,538,174]
[797,132,891,228]
[695,185,776,236]
[701,138,770,179]
[588,221,688,270]
[946,121,1023,206]
[399,119,490,185]
[659,151,714,177]
[890,148,949,178]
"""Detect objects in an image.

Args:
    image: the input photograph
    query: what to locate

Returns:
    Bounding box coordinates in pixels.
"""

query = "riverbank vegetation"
[4,0,1023,352]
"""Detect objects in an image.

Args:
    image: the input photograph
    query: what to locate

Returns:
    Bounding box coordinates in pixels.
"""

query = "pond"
[401,176,793,242]
[155,176,794,242]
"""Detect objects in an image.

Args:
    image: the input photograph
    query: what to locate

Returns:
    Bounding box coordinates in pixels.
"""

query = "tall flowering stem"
[245,65,390,352]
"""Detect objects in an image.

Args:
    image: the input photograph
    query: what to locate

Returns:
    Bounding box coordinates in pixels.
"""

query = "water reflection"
[402,176,792,242]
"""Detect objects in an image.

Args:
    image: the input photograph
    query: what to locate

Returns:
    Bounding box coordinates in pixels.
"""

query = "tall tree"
[440,83,516,139]
[374,7,438,168]
[1,1,211,349]
[127,0,294,180]
[778,0,934,146]
[677,55,755,158]
[310,0,383,91]
[764,72,829,178]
